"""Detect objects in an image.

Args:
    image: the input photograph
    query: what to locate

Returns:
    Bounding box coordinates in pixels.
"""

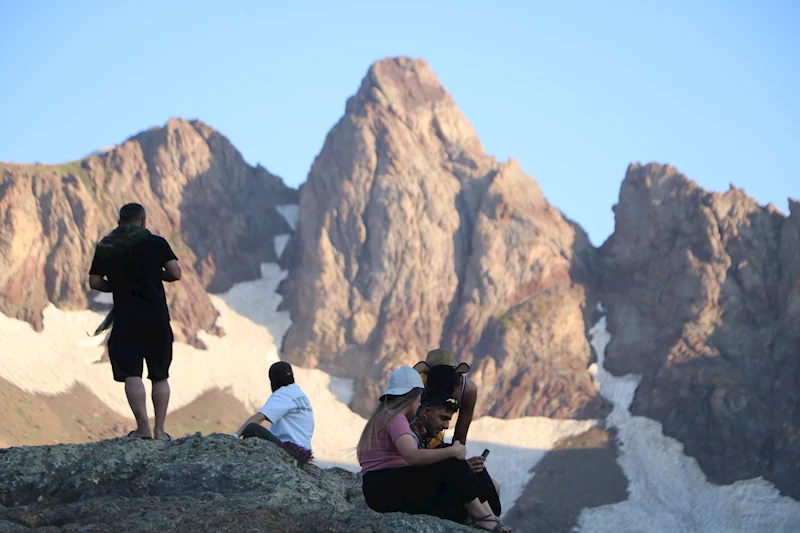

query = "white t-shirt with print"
[258,383,314,451]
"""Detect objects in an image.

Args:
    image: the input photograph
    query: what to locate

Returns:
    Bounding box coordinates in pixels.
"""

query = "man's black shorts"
[108,315,173,382]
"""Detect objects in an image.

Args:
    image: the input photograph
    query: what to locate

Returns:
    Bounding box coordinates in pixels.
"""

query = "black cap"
[420,389,459,411]
[269,361,293,380]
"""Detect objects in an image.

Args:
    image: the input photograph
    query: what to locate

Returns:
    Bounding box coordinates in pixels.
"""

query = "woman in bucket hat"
[413,348,477,447]
[357,366,511,532]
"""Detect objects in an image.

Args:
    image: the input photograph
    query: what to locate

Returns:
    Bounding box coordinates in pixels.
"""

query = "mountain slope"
[600,162,800,498]
[1,56,798,508]
[279,57,603,417]
[0,119,297,346]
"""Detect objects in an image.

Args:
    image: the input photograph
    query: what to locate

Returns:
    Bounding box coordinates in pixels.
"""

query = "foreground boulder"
[0,434,474,532]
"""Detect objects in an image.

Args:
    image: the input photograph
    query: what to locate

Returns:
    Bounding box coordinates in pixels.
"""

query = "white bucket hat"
[380,366,424,400]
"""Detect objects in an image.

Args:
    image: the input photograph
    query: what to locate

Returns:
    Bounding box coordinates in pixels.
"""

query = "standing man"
[89,203,181,441]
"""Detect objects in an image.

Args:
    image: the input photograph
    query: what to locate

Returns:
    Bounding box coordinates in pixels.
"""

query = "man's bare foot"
[153,430,174,442]
[125,430,152,439]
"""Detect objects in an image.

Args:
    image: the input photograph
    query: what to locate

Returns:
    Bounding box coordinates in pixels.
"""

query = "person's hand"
[450,441,467,460]
[466,456,485,472]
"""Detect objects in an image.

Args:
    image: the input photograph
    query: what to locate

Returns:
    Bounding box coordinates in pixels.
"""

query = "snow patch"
[93,293,113,305]
[273,234,290,259]
[217,263,291,351]
[461,417,595,517]
[276,205,299,231]
[577,315,800,533]
[327,376,355,406]
[87,145,117,157]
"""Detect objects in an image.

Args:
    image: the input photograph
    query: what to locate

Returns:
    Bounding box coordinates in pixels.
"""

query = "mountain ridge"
[278,57,604,420]
[0,118,298,347]
[0,56,798,502]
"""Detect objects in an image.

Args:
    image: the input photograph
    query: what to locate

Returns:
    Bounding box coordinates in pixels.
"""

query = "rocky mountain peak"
[280,57,603,418]
[789,198,800,218]
[600,161,800,498]
[344,56,485,165]
[0,119,297,346]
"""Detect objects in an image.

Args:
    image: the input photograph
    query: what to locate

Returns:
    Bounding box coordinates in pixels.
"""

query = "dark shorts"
[108,314,173,382]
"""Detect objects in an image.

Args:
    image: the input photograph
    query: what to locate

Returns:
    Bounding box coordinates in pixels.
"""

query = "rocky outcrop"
[0,434,474,532]
[600,162,800,498]
[0,119,297,346]
[279,57,603,417]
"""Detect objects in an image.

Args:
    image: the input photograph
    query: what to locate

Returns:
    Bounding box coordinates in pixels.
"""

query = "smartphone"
[481,448,490,460]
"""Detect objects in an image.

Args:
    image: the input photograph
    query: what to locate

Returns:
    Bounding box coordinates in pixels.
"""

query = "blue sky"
[1,1,797,245]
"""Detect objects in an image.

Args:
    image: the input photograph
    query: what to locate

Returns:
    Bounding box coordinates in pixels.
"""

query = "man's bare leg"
[482,500,494,516]
[152,379,170,441]
[124,377,152,438]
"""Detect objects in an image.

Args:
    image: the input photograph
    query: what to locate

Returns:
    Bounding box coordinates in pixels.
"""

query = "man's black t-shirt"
[89,234,178,321]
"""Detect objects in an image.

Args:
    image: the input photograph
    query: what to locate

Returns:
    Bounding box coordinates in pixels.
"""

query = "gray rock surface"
[0,434,476,532]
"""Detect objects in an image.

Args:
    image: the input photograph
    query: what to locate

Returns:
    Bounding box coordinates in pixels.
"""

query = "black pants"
[362,458,478,524]
[475,468,501,517]
[242,423,282,445]
[435,443,501,516]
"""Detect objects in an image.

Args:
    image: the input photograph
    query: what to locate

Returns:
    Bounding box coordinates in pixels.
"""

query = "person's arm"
[88,250,111,292]
[234,412,269,438]
[159,237,181,282]
[162,259,181,282]
[395,434,465,466]
[89,275,112,292]
[453,378,478,445]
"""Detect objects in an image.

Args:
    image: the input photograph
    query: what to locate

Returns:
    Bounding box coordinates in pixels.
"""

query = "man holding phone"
[467,448,490,473]
[410,389,502,517]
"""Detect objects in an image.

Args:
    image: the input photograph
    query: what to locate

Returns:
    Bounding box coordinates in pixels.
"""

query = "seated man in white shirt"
[233,361,314,454]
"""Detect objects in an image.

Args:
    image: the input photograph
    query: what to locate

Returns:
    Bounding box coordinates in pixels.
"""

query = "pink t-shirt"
[360,413,418,473]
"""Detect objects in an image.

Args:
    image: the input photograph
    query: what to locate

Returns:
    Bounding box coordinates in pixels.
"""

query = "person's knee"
[242,423,264,438]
